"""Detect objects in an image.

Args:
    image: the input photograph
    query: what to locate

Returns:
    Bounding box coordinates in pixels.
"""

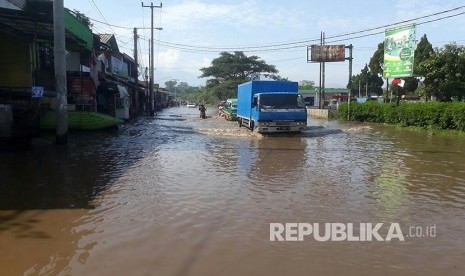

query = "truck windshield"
[259,94,305,109]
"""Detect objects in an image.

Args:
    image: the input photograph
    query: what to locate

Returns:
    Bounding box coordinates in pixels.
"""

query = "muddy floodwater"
[1,106,465,276]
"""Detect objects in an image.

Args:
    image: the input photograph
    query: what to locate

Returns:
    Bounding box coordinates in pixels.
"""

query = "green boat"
[40,111,124,131]
[224,98,238,121]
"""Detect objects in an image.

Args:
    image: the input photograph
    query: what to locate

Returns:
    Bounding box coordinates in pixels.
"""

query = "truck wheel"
[250,121,254,131]
[238,118,242,127]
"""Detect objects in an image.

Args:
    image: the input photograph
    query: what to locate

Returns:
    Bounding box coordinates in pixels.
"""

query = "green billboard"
[383,24,416,78]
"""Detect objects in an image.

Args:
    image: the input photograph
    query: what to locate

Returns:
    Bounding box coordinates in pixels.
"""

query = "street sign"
[32,86,44,98]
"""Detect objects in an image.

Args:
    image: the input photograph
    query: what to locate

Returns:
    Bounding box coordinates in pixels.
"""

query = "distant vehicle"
[237,81,307,133]
[186,102,197,108]
[357,96,383,104]
[223,98,238,121]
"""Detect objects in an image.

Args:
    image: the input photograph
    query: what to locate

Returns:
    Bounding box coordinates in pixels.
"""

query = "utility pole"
[145,67,149,113]
[318,31,323,109]
[347,44,353,87]
[346,44,353,121]
[53,0,67,144]
[133,28,138,80]
[322,32,326,108]
[148,39,151,114]
[142,2,162,116]
[386,78,390,103]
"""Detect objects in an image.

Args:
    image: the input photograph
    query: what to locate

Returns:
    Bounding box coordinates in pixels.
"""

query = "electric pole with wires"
[141,2,162,116]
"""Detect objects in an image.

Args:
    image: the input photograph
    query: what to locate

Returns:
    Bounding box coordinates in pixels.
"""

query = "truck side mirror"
[252,97,258,107]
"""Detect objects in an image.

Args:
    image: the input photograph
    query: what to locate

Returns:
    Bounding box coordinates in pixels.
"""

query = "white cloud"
[157,49,181,67]
[161,0,304,37]
[162,1,237,32]
[318,18,353,32]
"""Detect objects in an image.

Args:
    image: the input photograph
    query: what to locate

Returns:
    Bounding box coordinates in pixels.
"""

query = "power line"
[89,16,150,30]
[84,5,465,54]
[138,39,146,69]
[323,6,465,44]
[326,11,465,44]
[91,5,465,51]
[88,0,115,34]
[153,11,465,54]
[87,5,465,50]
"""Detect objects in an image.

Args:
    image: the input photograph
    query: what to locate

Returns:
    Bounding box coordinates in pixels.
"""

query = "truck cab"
[223,98,238,121]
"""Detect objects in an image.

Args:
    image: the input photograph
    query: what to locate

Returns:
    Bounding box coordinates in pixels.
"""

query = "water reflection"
[0,209,88,275]
[0,109,464,275]
[248,137,308,193]
[0,140,113,210]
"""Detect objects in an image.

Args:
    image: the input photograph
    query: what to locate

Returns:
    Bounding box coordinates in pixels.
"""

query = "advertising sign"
[383,24,416,78]
[309,45,346,62]
[70,78,96,96]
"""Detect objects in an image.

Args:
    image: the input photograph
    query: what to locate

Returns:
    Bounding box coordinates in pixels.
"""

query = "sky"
[64,0,465,88]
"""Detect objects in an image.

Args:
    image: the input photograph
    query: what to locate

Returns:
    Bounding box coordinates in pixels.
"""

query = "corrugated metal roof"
[3,0,26,10]
[98,33,119,53]
[98,34,114,44]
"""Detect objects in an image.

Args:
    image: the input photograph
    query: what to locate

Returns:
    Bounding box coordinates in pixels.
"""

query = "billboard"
[383,24,416,78]
[308,45,346,62]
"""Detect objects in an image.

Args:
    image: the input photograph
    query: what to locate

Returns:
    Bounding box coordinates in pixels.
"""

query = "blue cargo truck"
[237,80,307,133]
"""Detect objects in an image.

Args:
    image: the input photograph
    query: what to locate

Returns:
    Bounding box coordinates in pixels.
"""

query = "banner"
[383,24,416,78]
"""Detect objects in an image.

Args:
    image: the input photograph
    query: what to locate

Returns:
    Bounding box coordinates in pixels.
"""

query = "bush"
[338,101,465,131]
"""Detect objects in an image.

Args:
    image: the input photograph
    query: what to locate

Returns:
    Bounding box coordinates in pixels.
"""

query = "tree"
[365,43,387,95]
[403,35,433,95]
[199,51,281,100]
[72,10,93,28]
[200,51,279,82]
[177,82,190,94]
[164,80,178,92]
[369,42,384,76]
[403,78,418,94]
[414,34,434,74]
[299,80,315,90]
[348,64,383,96]
[417,43,465,100]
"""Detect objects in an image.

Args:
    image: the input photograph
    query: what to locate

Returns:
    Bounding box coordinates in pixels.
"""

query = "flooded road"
[1,106,465,275]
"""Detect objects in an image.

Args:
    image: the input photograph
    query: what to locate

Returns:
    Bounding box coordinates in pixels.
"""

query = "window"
[38,44,53,70]
[259,94,304,109]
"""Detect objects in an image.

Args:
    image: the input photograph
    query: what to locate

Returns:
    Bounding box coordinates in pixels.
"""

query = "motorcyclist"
[199,104,206,118]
